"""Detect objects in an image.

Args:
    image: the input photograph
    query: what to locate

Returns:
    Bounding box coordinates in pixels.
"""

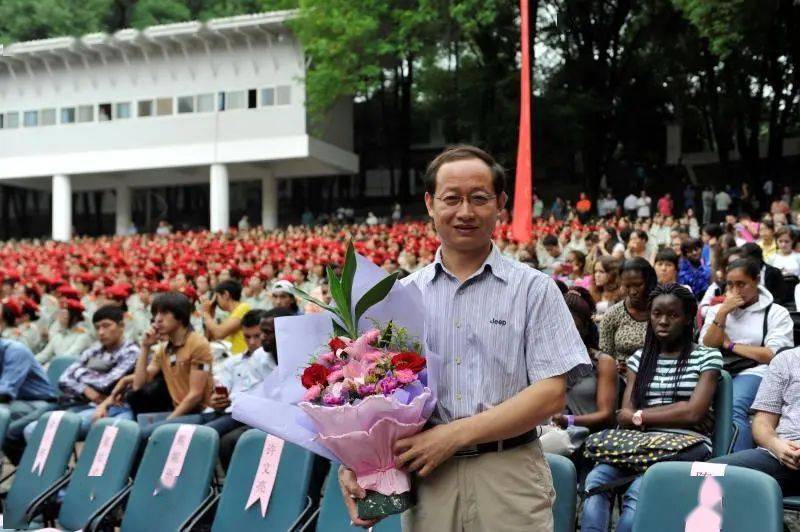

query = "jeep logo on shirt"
[489,318,507,326]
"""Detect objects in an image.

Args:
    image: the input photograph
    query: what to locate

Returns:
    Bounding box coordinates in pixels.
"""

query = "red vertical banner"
[511,0,533,243]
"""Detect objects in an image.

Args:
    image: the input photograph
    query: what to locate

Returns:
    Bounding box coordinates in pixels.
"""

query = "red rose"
[329,337,347,353]
[391,352,426,373]
[301,363,331,389]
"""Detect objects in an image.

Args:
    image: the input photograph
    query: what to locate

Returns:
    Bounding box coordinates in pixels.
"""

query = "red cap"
[62,299,85,313]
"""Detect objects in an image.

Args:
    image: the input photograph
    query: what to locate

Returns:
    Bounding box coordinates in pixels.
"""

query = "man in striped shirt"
[340,145,591,531]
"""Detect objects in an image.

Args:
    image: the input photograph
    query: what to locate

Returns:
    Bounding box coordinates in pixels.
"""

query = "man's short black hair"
[680,237,703,256]
[654,248,679,267]
[92,304,125,325]
[424,145,505,196]
[542,234,559,247]
[634,229,648,242]
[150,292,192,327]
[214,280,242,301]
[241,309,267,328]
[262,307,296,320]
[702,223,723,238]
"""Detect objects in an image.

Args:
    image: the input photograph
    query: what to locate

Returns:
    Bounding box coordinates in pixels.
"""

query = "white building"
[0,10,357,240]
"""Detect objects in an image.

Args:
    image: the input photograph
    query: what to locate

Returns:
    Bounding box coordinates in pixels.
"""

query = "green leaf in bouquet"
[332,319,349,338]
[340,242,357,314]
[327,266,356,337]
[289,285,338,314]
[354,272,399,326]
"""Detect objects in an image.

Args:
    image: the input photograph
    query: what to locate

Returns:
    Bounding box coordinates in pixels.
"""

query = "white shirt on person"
[624,194,638,212]
[715,191,732,211]
[636,196,652,218]
[699,285,794,378]
[215,347,276,413]
[768,252,800,277]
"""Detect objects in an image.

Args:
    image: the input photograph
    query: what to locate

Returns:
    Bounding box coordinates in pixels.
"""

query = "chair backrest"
[712,370,734,457]
[47,355,78,396]
[632,462,784,532]
[4,410,80,529]
[546,453,577,532]
[121,424,218,532]
[211,429,315,532]
[0,407,11,450]
[315,466,401,532]
[58,418,141,530]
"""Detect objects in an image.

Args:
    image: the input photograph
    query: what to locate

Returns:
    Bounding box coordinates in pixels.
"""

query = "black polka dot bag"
[584,429,706,473]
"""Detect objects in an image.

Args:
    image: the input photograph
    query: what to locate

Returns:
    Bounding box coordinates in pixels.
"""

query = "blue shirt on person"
[0,339,57,401]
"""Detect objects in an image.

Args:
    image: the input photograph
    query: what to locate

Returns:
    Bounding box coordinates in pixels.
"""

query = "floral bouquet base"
[357,490,413,520]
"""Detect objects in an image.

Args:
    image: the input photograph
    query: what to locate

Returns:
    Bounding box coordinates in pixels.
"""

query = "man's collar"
[429,244,509,285]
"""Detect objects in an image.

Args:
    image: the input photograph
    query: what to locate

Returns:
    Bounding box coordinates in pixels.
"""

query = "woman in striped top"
[581,283,722,532]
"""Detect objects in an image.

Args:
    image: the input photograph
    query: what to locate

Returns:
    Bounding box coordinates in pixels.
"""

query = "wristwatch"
[632,410,644,427]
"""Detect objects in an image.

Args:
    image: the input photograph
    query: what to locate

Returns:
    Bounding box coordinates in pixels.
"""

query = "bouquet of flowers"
[233,243,437,520]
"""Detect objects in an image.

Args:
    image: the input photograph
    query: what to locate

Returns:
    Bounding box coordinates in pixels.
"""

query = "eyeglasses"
[433,193,497,208]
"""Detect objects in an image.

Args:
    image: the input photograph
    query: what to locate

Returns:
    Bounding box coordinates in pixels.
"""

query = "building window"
[276,85,291,105]
[197,93,214,112]
[138,100,154,117]
[0,114,3,129]
[98,103,112,122]
[177,96,194,114]
[225,90,246,110]
[248,89,257,109]
[23,110,39,127]
[217,92,226,111]
[78,105,94,122]
[156,98,173,116]
[5,112,19,128]
[61,107,76,124]
[40,108,56,126]
[116,102,131,119]
[261,88,275,106]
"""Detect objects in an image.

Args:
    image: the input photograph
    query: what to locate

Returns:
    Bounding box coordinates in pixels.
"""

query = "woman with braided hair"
[581,283,723,532]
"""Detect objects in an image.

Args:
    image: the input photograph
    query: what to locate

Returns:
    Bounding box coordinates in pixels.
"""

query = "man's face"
[260,317,276,353]
[424,158,506,253]
[655,260,677,284]
[545,245,561,259]
[95,318,124,349]
[272,292,293,309]
[153,310,181,336]
[243,324,262,355]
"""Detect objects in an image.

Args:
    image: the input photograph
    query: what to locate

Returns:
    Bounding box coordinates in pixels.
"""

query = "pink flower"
[330,381,345,398]
[344,329,381,361]
[322,394,344,406]
[342,359,370,379]
[395,369,416,384]
[317,351,337,367]
[302,384,322,402]
[360,349,384,363]
[327,369,344,384]
[358,383,377,396]
[378,376,399,395]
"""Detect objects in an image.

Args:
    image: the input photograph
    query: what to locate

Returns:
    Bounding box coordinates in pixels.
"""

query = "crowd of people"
[0,169,798,529]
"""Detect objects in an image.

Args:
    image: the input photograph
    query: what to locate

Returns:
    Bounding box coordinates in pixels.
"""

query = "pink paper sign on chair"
[32,411,65,476]
[88,425,119,477]
[158,424,196,491]
[245,435,285,517]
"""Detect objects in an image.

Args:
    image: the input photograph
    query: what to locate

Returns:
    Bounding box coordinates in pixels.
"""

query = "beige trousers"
[401,440,555,532]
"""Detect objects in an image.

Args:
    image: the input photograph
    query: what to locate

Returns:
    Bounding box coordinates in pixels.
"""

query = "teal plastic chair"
[180,429,316,531]
[1,411,80,529]
[24,419,141,530]
[784,495,800,512]
[87,423,218,532]
[632,462,783,532]
[46,356,78,396]
[0,407,11,453]
[712,370,735,457]
[302,465,401,532]
[546,453,577,532]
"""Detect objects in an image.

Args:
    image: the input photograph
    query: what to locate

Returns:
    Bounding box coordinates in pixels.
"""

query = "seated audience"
[768,227,800,277]
[739,242,788,304]
[35,300,93,366]
[654,248,680,286]
[582,284,721,532]
[710,345,800,496]
[201,280,250,355]
[678,238,711,298]
[700,258,794,452]
[589,256,622,318]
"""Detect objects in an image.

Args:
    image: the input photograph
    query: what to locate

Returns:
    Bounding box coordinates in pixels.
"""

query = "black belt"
[453,429,538,457]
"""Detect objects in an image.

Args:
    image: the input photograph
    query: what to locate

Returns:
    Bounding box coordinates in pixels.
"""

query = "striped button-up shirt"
[58,340,139,399]
[405,245,591,424]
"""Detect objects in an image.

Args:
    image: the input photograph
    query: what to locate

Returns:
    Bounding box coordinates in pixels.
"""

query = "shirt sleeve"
[699,305,719,346]
[231,303,250,320]
[58,346,96,396]
[525,276,591,385]
[627,350,642,374]
[0,343,35,399]
[599,305,618,357]
[751,352,789,414]
[189,337,213,372]
[764,306,794,353]
[698,348,723,372]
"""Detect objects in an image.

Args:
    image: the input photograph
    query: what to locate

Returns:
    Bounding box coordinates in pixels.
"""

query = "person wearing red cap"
[35,301,92,366]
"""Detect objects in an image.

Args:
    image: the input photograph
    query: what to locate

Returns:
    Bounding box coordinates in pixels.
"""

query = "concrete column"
[210,163,230,233]
[52,174,72,241]
[115,184,132,235]
[261,172,278,230]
